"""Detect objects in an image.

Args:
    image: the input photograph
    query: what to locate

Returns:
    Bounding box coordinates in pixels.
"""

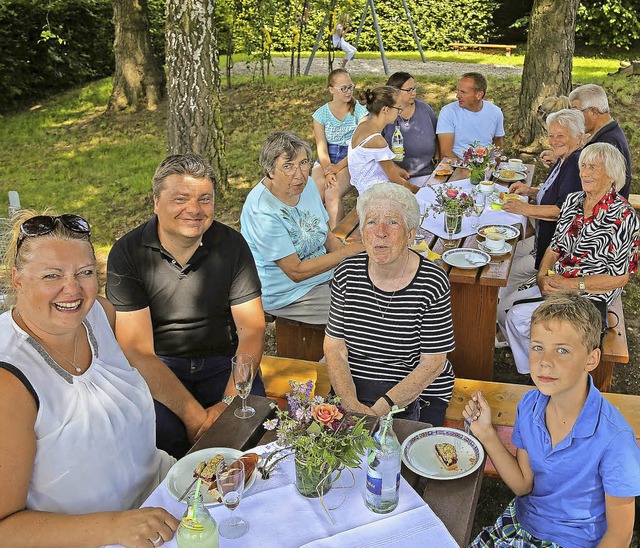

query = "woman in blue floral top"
[241,132,364,325]
[503,143,640,374]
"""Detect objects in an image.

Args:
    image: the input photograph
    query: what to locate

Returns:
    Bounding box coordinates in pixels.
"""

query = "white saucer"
[478,241,513,255]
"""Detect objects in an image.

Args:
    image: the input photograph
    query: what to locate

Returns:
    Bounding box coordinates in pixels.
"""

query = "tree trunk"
[109,0,164,111]
[166,0,228,189]
[515,0,580,147]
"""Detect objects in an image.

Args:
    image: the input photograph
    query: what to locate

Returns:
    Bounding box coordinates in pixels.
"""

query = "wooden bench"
[628,193,640,211]
[259,355,330,408]
[445,377,640,478]
[264,314,325,363]
[451,43,518,56]
[595,296,629,392]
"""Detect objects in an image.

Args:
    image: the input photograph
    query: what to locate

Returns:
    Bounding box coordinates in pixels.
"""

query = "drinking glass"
[472,194,486,229]
[444,211,461,248]
[216,457,248,539]
[232,354,255,419]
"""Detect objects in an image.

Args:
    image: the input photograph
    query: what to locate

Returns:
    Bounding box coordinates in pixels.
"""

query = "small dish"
[476,224,520,240]
[401,427,485,480]
[165,447,258,506]
[478,241,513,255]
[442,248,490,269]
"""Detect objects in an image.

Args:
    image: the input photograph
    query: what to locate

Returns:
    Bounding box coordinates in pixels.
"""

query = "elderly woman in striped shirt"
[324,183,455,426]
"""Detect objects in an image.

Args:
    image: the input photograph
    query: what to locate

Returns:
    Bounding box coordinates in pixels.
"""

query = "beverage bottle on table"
[177,492,219,547]
[391,126,404,162]
[365,413,401,513]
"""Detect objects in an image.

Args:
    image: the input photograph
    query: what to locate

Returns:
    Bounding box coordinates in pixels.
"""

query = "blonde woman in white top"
[0,212,177,547]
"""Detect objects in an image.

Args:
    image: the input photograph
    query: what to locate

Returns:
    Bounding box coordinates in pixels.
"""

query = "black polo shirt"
[106,217,261,358]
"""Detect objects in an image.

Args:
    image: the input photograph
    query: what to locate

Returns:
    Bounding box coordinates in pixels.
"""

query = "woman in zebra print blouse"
[503,143,640,374]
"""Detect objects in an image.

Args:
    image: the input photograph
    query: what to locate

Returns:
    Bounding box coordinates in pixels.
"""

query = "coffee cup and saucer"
[508,158,524,172]
[478,180,495,194]
[478,232,512,255]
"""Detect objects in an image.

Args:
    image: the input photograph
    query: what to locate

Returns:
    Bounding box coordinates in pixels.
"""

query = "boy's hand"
[463,390,493,439]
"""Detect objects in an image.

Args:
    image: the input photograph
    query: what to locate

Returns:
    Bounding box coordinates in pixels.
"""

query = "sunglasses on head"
[16,214,91,253]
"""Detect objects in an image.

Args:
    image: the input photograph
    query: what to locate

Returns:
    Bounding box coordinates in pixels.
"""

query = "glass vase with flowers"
[430,184,474,235]
[262,380,375,500]
[461,141,501,185]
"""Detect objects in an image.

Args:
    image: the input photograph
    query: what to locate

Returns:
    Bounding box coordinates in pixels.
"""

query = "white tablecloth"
[107,442,457,548]
[416,178,527,240]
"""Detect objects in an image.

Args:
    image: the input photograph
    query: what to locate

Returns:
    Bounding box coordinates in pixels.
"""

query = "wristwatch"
[578,275,586,295]
[222,395,236,406]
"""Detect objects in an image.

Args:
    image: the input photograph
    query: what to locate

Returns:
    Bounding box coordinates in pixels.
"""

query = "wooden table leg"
[448,282,498,381]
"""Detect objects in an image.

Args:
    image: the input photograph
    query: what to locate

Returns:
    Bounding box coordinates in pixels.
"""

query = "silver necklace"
[16,310,82,373]
[370,253,409,318]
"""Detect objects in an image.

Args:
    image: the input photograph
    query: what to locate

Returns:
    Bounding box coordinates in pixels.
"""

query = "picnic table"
[187,396,485,547]
[333,159,536,382]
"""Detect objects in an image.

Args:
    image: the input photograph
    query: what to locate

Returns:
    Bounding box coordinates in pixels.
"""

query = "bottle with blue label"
[365,412,402,513]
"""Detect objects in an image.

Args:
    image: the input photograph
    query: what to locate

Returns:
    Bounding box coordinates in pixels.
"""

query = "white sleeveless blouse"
[0,302,174,514]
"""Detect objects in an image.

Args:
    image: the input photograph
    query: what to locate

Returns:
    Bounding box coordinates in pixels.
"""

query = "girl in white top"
[332,14,357,68]
[348,86,417,195]
[0,212,178,547]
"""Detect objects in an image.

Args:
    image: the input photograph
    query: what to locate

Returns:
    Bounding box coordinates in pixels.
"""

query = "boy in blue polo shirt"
[465,292,640,547]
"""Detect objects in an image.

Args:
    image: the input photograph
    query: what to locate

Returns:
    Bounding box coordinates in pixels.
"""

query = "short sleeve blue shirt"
[512,376,640,547]
[312,102,369,146]
[240,178,332,311]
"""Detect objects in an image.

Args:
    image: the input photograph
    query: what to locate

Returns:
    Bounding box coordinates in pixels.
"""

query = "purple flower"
[263,419,278,431]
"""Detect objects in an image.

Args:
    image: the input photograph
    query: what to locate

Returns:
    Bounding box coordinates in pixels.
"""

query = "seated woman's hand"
[539,149,557,168]
[508,182,529,196]
[113,507,179,548]
[323,163,339,176]
[325,172,338,188]
[502,197,527,214]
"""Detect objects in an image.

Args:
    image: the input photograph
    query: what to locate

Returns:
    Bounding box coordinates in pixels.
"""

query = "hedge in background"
[0,0,114,111]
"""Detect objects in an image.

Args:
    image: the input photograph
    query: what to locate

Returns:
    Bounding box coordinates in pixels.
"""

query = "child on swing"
[465,292,640,547]
[332,14,356,69]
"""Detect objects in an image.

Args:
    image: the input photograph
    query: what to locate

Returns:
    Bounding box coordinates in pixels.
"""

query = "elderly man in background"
[107,154,266,458]
[541,84,631,198]
[436,72,505,160]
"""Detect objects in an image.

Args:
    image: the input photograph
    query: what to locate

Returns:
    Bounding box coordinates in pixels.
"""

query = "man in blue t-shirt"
[436,72,505,160]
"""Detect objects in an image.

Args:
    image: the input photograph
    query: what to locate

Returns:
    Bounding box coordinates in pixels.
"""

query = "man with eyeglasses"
[106,153,266,458]
[436,72,505,160]
[540,84,631,198]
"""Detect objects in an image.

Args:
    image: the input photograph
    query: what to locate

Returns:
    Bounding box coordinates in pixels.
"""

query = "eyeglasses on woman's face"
[389,105,403,114]
[400,85,419,93]
[335,84,355,93]
[279,159,311,176]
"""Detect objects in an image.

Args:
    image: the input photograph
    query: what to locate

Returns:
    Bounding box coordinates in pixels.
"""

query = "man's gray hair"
[356,182,421,232]
[259,132,312,179]
[546,109,585,140]
[569,84,610,114]
[152,153,215,199]
[579,143,626,192]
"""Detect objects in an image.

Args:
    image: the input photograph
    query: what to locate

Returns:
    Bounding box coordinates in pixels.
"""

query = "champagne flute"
[232,354,255,419]
[473,194,486,229]
[216,457,248,539]
[444,211,461,248]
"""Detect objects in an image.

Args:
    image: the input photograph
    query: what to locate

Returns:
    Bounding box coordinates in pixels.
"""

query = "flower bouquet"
[461,141,501,185]
[263,380,374,500]
[430,184,474,236]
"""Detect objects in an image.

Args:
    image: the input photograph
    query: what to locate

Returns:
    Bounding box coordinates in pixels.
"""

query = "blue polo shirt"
[513,376,640,547]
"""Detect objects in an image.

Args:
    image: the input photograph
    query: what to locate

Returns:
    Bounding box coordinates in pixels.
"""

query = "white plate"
[442,248,490,269]
[476,224,521,240]
[493,170,527,182]
[165,447,257,506]
[401,427,485,480]
[477,241,513,256]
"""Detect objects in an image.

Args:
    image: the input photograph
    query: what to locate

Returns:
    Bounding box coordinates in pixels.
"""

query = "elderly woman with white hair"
[503,143,640,374]
[497,109,585,325]
[324,183,455,426]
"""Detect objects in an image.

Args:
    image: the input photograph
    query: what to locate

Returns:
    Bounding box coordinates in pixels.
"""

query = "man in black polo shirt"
[107,154,265,458]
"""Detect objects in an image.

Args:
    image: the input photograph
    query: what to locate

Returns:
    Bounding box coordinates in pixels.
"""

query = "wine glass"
[232,354,255,419]
[444,211,461,248]
[472,194,486,229]
[216,457,248,539]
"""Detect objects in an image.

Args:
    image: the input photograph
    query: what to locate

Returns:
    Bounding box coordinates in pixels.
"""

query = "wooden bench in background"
[451,43,518,56]
[264,314,325,363]
[595,296,629,392]
[259,357,640,478]
[628,193,640,211]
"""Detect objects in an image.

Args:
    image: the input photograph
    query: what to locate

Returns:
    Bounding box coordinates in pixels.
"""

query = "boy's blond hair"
[531,292,602,352]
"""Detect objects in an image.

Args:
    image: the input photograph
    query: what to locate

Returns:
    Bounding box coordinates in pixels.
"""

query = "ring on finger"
[151,534,163,545]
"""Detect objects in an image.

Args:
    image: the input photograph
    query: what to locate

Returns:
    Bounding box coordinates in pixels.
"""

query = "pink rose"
[312,403,343,426]
[445,188,459,198]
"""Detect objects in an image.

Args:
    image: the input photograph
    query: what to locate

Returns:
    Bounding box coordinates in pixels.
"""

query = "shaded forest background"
[2,0,639,112]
